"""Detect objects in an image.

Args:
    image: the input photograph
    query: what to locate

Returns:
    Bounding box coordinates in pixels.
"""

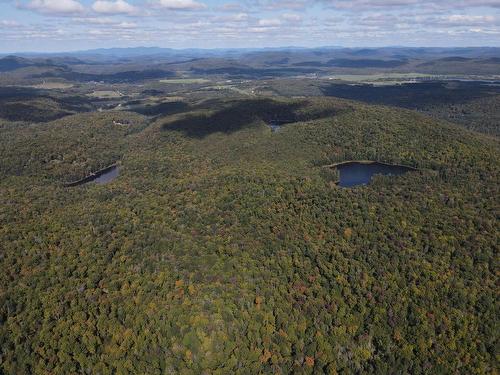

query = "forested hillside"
[1,97,498,374]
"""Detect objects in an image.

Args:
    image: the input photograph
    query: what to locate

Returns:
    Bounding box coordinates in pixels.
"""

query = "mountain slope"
[1,97,498,374]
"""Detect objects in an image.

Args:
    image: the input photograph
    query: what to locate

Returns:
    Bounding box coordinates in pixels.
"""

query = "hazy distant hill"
[0,56,49,72]
[4,46,500,60]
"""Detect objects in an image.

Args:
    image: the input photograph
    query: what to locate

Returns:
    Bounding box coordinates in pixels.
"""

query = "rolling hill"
[1,97,498,374]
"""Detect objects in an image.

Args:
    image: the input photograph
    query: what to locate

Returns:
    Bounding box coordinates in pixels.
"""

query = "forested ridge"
[1,97,498,374]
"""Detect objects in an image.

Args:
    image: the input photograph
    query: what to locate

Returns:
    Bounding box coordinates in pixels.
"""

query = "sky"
[0,0,500,52]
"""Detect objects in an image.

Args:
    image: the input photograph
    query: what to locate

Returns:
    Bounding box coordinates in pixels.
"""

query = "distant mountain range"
[1,47,499,82]
[2,46,500,60]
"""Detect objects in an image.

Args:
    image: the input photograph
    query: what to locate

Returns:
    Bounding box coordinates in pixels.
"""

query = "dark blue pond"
[65,165,119,187]
[269,124,281,132]
[268,121,283,132]
[336,162,414,187]
[93,166,119,184]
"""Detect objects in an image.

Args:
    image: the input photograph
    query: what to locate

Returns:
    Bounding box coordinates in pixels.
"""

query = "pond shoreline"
[63,164,118,187]
[323,160,418,187]
[323,160,418,171]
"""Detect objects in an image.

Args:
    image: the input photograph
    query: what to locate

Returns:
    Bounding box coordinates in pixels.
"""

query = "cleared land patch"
[87,90,124,99]
[159,78,211,84]
[29,82,74,89]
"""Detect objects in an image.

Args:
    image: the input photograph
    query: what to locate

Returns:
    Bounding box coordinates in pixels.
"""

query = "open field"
[87,90,124,98]
[159,78,211,84]
[321,73,500,85]
[29,82,74,89]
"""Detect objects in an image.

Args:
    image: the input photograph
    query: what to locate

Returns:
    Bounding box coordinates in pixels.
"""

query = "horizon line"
[2,45,500,56]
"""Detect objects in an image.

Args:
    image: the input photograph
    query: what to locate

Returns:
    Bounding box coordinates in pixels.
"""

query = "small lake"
[65,165,119,187]
[93,166,119,184]
[335,162,414,187]
[267,119,296,133]
[269,123,281,132]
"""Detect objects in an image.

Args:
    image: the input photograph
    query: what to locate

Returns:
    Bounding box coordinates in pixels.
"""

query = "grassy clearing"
[322,73,500,85]
[159,78,211,84]
[29,82,74,89]
[87,90,124,98]
[156,96,185,102]
[323,73,436,85]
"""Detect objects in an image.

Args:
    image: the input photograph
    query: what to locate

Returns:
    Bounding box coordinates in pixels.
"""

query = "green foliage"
[0,87,93,122]
[0,97,498,374]
[0,111,149,181]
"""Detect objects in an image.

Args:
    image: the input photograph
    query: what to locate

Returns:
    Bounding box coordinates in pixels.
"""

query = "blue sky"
[1,0,500,52]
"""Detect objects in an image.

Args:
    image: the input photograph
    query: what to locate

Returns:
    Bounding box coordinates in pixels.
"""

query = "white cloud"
[445,14,495,24]
[248,27,271,33]
[116,21,136,28]
[258,18,282,26]
[260,0,307,11]
[72,16,137,28]
[439,0,500,9]
[25,0,84,15]
[320,0,500,10]
[155,0,206,10]
[72,16,116,24]
[218,3,245,12]
[469,27,500,33]
[282,13,302,22]
[230,12,248,21]
[211,12,250,24]
[92,0,137,15]
[0,19,21,27]
[6,0,500,49]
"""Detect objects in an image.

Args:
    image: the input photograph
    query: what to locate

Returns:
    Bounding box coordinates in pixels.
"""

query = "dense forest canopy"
[1,96,498,374]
